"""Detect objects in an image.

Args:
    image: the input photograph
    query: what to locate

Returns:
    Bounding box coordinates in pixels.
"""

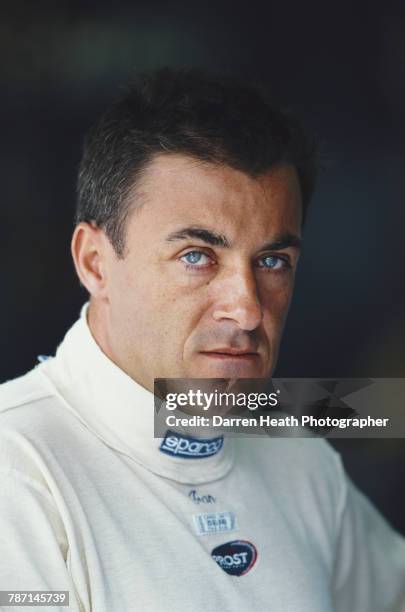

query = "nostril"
[212,299,263,331]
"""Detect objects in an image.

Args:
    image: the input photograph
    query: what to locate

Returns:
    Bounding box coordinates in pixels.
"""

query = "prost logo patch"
[211,540,258,576]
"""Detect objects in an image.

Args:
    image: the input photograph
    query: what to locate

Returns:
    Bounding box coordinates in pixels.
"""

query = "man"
[0,68,404,611]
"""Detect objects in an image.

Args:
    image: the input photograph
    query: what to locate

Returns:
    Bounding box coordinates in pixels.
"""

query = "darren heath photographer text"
[165,414,390,429]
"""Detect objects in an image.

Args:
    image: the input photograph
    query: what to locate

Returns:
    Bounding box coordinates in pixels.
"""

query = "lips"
[198,349,262,377]
[200,349,258,358]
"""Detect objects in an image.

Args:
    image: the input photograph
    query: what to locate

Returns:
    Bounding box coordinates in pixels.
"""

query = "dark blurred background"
[1,1,404,532]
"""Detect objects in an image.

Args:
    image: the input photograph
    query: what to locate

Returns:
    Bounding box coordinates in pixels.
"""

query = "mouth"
[199,350,259,361]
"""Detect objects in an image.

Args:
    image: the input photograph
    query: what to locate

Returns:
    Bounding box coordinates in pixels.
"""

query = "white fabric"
[0,304,404,612]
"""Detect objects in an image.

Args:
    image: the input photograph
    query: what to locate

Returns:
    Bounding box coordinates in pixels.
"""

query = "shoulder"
[0,363,68,440]
[0,363,83,484]
[0,364,54,415]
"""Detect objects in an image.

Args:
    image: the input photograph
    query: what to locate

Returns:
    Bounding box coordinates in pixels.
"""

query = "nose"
[212,265,263,331]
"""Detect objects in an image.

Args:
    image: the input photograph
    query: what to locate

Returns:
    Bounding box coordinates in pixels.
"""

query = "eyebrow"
[259,234,302,251]
[166,226,302,251]
[166,227,230,247]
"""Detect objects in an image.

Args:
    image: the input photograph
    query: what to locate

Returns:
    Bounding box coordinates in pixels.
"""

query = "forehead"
[129,153,302,243]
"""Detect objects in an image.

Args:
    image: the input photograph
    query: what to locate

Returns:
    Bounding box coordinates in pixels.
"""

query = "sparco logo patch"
[159,430,224,459]
[211,540,258,576]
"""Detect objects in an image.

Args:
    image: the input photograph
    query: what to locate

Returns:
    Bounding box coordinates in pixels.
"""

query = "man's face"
[96,154,302,392]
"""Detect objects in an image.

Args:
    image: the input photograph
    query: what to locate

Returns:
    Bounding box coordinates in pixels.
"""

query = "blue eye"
[258,255,287,269]
[181,251,211,267]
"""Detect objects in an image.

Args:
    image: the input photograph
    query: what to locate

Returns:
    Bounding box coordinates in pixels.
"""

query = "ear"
[71,222,111,298]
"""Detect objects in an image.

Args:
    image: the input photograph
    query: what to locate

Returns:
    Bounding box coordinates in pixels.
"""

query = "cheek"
[108,266,162,345]
[116,275,202,352]
[260,282,294,330]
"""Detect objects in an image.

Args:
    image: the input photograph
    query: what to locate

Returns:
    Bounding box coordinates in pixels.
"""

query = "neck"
[87,297,153,394]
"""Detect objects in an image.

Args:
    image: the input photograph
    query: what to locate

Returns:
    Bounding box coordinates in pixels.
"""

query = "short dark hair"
[76,67,318,257]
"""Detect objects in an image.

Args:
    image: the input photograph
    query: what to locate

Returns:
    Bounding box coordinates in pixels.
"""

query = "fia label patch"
[193,512,237,536]
[211,540,258,576]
